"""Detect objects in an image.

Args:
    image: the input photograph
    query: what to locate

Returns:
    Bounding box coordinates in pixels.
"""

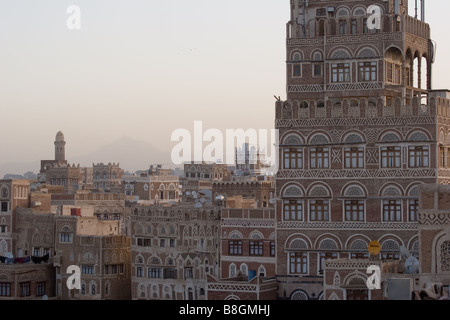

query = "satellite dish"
[200,198,206,204]
[404,256,420,274]
[269,198,276,204]
[192,192,198,199]
[185,191,191,196]
[194,202,202,208]
[400,246,411,260]
[430,40,437,64]
[215,195,225,201]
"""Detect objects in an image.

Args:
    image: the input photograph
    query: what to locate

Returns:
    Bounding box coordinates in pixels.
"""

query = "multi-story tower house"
[275,0,450,300]
[93,163,124,191]
[129,204,221,300]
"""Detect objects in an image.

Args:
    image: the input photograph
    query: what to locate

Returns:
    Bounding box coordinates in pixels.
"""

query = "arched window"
[350,239,369,259]
[291,290,309,300]
[440,240,450,272]
[318,239,339,272]
[381,186,403,222]
[90,282,97,295]
[343,185,366,222]
[282,185,304,221]
[381,239,401,260]
[282,134,304,170]
[229,263,237,278]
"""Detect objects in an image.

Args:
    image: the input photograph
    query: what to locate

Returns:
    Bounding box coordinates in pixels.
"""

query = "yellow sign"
[368,241,381,256]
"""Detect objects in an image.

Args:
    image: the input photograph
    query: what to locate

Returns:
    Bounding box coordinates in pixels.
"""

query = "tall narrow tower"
[275,0,450,300]
[54,131,66,161]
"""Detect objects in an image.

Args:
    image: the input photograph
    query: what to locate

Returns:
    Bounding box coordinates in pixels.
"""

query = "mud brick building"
[274,0,450,300]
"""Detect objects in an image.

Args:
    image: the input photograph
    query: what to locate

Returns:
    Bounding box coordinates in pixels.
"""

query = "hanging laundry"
[32,253,50,264]
[14,256,30,264]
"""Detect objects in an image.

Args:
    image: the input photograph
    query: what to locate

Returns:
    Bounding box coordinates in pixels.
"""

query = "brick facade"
[275,0,450,300]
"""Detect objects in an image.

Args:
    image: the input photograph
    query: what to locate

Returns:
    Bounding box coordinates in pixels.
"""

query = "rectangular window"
[170,239,175,247]
[290,252,307,274]
[313,63,322,77]
[1,202,8,212]
[386,62,393,83]
[148,268,162,279]
[316,8,326,16]
[447,148,450,168]
[36,282,46,297]
[283,200,303,221]
[363,18,369,33]
[81,265,95,274]
[136,266,144,277]
[270,242,276,257]
[331,63,350,83]
[386,62,402,84]
[440,147,446,168]
[310,147,329,169]
[351,19,358,34]
[111,265,118,274]
[0,283,10,297]
[59,233,73,243]
[358,62,377,82]
[351,252,369,259]
[394,64,402,84]
[229,240,243,255]
[33,247,41,257]
[405,67,411,86]
[345,147,365,169]
[249,241,263,256]
[0,226,6,233]
[160,239,165,247]
[283,148,303,169]
[344,200,365,221]
[164,268,176,279]
[319,252,338,273]
[309,200,329,221]
[318,20,325,36]
[409,199,418,222]
[339,20,348,35]
[184,267,193,279]
[20,282,30,297]
[383,200,402,222]
[409,146,429,168]
[381,252,400,260]
[145,238,152,247]
[293,64,302,77]
[381,147,402,168]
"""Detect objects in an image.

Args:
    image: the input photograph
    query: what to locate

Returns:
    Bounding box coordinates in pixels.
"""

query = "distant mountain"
[69,136,172,172]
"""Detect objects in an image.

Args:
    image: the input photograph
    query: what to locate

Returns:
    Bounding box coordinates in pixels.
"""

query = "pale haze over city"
[0,0,449,176]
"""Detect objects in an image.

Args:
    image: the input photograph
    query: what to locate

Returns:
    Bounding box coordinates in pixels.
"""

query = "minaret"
[54,131,66,161]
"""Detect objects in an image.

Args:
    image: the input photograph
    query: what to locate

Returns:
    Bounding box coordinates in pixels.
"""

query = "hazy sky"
[1,0,449,171]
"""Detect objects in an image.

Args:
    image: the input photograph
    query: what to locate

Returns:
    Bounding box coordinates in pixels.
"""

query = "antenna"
[415,0,426,21]
[421,0,425,22]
